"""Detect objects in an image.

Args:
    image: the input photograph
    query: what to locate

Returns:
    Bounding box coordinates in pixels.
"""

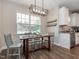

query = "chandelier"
[29,0,48,16]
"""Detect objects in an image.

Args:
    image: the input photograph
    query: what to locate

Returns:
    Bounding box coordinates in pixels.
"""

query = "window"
[17,12,41,34]
[30,15,41,33]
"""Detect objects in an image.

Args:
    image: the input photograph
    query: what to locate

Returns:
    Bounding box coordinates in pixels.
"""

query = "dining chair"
[4,33,22,59]
[43,33,54,47]
[32,33,42,50]
[0,45,8,59]
[23,33,42,51]
[29,33,36,51]
[0,53,6,59]
[20,33,35,52]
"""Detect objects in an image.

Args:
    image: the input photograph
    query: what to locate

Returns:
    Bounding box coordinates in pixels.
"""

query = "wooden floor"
[3,45,79,59]
[25,45,79,59]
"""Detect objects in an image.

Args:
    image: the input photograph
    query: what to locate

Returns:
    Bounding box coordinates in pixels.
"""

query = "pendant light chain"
[42,0,44,11]
[35,0,36,11]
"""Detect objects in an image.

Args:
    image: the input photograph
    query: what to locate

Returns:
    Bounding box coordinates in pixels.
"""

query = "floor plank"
[28,45,79,59]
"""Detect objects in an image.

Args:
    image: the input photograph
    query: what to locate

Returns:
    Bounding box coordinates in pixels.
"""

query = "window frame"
[16,12,41,34]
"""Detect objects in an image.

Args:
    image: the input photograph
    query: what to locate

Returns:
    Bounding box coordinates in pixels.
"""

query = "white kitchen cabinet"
[59,33,70,49]
[75,33,79,45]
[59,7,70,25]
[70,13,79,26]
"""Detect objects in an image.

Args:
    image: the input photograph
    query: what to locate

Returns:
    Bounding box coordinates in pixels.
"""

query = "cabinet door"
[59,33,70,49]
[76,14,79,26]
[70,13,77,26]
[59,7,69,25]
[70,13,79,26]
[75,33,79,45]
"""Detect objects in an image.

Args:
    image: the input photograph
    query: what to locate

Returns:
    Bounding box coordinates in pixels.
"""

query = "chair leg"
[6,55,8,59]
[6,49,9,59]
[0,55,5,59]
[18,48,21,59]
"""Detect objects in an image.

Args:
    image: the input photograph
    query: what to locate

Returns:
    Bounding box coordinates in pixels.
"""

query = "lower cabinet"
[75,33,79,45]
[59,33,70,49]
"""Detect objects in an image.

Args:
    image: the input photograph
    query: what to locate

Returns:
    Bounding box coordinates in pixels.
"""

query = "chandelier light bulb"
[38,10,40,13]
[43,11,45,14]
[35,9,38,12]
[33,8,35,11]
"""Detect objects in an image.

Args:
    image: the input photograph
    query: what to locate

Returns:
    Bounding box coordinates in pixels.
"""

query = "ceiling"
[60,0,79,11]
[7,0,65,10]
[7,0,79,11]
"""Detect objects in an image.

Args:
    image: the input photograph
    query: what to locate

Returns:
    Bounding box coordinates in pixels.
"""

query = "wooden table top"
[20,34,54,40]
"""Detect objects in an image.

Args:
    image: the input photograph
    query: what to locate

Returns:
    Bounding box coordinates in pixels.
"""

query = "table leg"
[25,39,29,59]
[42,37,43,46]
[23,40,25,55]
[48,36,51,51]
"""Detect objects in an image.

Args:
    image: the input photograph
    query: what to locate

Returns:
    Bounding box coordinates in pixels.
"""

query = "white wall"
[47,7,59,33]
[0,0,4,48]
[47,7,59,45]
[0,0,47,48]
[47,7,58,22]
[41,16,47,34]
[3,1,29,34]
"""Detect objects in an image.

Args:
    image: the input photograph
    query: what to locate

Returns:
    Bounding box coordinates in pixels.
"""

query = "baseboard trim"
[54,42,70,49]
[73,44,79,48]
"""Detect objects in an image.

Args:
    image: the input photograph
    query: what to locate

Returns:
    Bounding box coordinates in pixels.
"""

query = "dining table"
[20,34,54,59]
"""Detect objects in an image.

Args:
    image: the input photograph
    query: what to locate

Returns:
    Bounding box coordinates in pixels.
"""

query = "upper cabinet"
[59,7,70,25]
[70,13,79,26]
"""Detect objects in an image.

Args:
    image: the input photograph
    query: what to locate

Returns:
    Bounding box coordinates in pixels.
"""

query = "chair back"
[4,33,13,48]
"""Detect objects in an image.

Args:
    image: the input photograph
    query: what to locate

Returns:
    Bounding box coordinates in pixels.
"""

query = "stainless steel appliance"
[71,26,79,32]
